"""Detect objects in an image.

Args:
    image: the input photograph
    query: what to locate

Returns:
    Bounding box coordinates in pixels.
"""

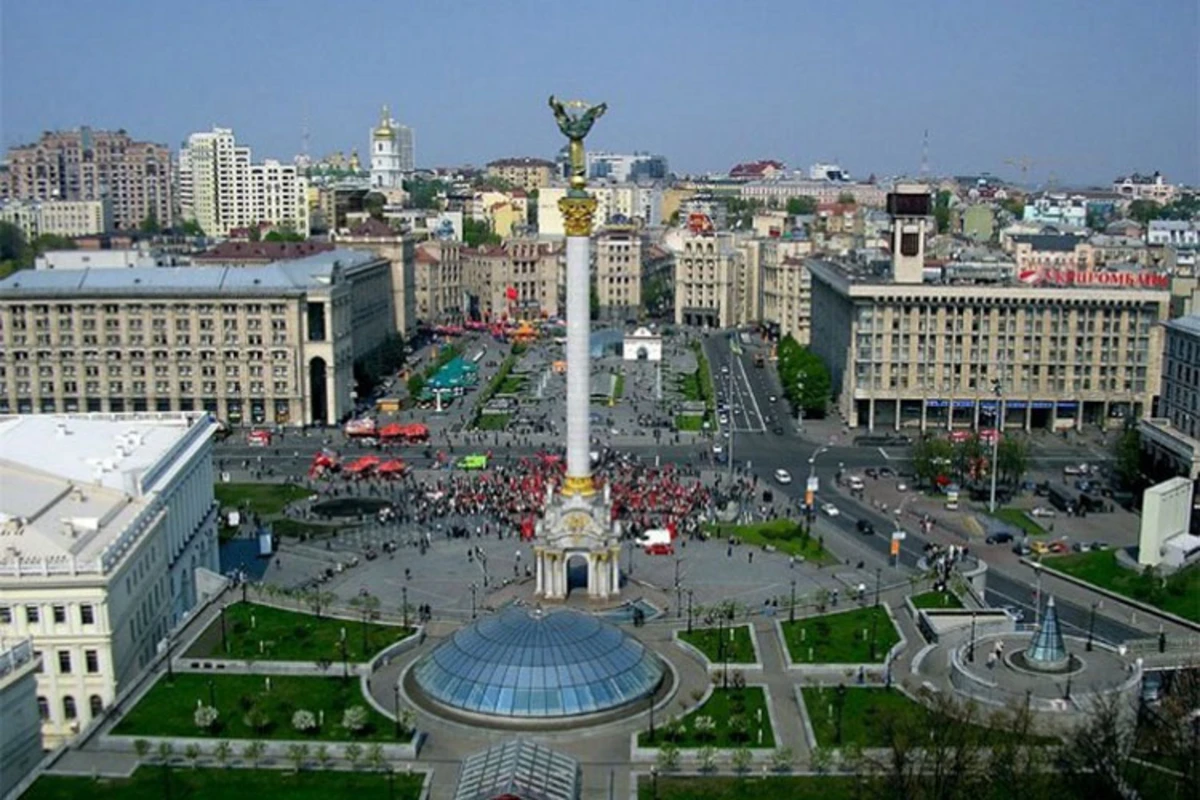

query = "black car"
[878,467,894,478]
[986,531,1014,544]
[865,468,879,479]
[856,519,875,535]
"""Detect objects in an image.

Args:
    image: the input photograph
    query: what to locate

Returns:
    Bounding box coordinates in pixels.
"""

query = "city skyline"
[1,0,1196,186]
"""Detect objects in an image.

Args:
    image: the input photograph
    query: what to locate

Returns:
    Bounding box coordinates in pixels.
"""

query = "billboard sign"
[1017,267,1169,289]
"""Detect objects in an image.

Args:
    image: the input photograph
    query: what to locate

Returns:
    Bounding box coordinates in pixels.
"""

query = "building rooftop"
[193,241,335,262]
[0,249,380,297]
[1010,234,1086,252]
[0,413,215,574]
[1165,314,1200,337]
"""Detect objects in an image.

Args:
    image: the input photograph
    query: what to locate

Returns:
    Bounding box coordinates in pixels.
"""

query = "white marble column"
[565,234,591,482]
[535,551,543,595]
[611,554,620,593]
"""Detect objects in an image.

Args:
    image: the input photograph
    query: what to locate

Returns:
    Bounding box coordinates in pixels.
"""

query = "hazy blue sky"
[2,0,1196,186]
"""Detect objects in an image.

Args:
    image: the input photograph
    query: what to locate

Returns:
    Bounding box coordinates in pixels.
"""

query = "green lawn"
[215,483,312,517]
[638,687,774,749]
[987,507,1047,537]
[269,519,346,539]
[910,590,964,609]
[675,414,706,431]
[704,519,835,564]
[184,602,412,662]
[1046,550,1199,622]
[679,625,757,664]
[113,673,406,742]
[677,372,703,402]
[780,606,899,664]
[22,768,424,800]
[639,776,863,800]
[496,376,524,394]
[614,373,625,400]
[475,413,510,431]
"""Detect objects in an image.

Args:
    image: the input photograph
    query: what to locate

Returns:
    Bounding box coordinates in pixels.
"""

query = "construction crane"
[1005,157,1035,184]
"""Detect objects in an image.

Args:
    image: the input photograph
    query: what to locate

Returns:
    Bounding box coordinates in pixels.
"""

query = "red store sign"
[1018,268,1169,289]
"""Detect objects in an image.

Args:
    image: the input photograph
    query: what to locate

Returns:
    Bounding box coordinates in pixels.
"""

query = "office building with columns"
[0,249,392,426]
[1140,314,1200,510]
[0,412,218,746]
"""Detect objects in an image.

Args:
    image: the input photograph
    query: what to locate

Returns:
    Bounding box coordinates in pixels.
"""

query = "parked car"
[1030,541,1051,556]
[856,519,876,535]
[1048,541,1070,554]
[1012,542,1032,556]
[896,482,909,492]
[986,531,1014,544]
[774,469,793,485]
[821,502,840,517]
[768,394,777,403]
[865,468,879,479]
[878,467,895,478]
[1030,507,1056,518]
[772,424,785,436]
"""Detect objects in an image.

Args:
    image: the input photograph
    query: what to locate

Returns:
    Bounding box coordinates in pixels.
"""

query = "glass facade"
[413,607,663,718]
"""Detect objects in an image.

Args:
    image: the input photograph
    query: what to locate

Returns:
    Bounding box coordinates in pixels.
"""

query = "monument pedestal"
[535,486,621,601]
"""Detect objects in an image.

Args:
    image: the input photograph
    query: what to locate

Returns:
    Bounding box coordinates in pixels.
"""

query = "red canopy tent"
[346,455,381,474]
[377,459,407,475]
[379,423,406,439]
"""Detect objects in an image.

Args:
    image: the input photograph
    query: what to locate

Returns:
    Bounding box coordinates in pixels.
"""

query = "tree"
[950,434,986,485]
[177,219,205,237]
[342,705,369,735]
[697,745,718,773]
[589,280,600,321]
[292,709,318,733]
[314,743,332,770]
[156,741,175,765]
[911,436,953,487]
[837,192,856,205]
[184,743,202,769]
[364,192,387,220]
[730,746,754,775]
[193,704,219,731]
[776,335,832,418]
[771,746,795,773]
[656,742,680,772]
[1127,199,1163,225]
[463,218,501,248]
[264,225,304,242]
[996,435,1030,487]
[934,190,952,234]
[403,178,447,210]
[365,742,387,773]
[242,740,266,769]
[286,742,309,773]
[999,197,1025,219]
[139,211,161,235]
[407,373,426,400]
[1112,426,1142,489]
[810,745,833,774]
[212,740,232,768]
[133,739,151,761]
[243,705,271,733]
[349,592,381,656]
[786,196,817,216]
[343,742,364,770]
[305,589,335,619]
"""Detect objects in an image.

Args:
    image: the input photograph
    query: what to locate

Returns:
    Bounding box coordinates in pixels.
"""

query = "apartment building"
[586,151,668,183]
[761,251,814,345]
[0,127,171,231]
[178,128,309,238]
[594,226,643,321]
[1112,172,1178,204]
[739,180,887,208]
[0,199,109,240]
[485,158,555,193]
[0,639,41,795]
[413,239,464,324]
[331,219,418,336]
[1140,315,1200,495]
[671,229,746,328]
[1010,234,1095,273]
[0,249,393,426]
[0,413,218,746]
[463,239,563,320]
[538,184,663,236]
[1147,220,1199,249]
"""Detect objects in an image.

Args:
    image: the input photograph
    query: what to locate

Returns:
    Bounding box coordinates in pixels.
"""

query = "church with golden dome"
[370,103,414,193]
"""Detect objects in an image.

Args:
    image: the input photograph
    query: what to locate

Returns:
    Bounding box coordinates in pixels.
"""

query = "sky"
[1,0,1197,187]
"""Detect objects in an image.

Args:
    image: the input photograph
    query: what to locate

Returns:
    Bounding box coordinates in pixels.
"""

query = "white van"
[847,476,865,491]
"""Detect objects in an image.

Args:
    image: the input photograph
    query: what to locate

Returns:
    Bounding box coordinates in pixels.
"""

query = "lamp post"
[718,614,728,689]
[870,603,880,661]
[470,583,478,619]
[988,380,1003,513]
[220,604,228,654]
[1086,601,1097,651]
[402,586,409,629]
[807,446,828,524]
[874,566,882,607]
[1032,563,1043,627]
[650,764,659,799]
[339,639,349,681]
[648,692,656,742]
[393,683,401,737]
[726,370,735,477]
[165,633,174,681]
[789,578,797,623]
[834,684,847,745]
[968,611,977,663]
[687,589,694,634]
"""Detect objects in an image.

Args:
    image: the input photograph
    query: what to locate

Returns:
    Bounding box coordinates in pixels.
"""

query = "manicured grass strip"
[780,605,899,664]
[910,590,963,609]
[675,414,705,431]
[638,687,774,749]
[704,519,835,564]
[987,507,1046,537]
[475,413,510,431]
[215,483,312,516]
[639,776,864,800]
[113,673,405,742]
[22,767,424,800]
[184,602,412,662]
[1046,550,1199,623]
[613,373,625,400]
[679,625,757,664]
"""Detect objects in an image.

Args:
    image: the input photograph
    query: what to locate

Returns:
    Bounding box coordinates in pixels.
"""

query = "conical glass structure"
[1024,595,1070,671]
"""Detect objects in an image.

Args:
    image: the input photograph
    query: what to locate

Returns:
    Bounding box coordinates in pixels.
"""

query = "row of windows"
[5,303,288,317]
[0,603,94,626]
[38,694,104,723]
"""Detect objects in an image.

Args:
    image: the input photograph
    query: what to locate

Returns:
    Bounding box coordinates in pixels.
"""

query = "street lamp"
[220,604,228,654]
[402,586,409,629]
[874,566,882,608]
[789,578,797,623]
[165,633,174,681]
[988,380,1003,513]
[687,589,694,634]
[650,764,659,799]
[1032,563,1043,627]
[834,684,847,745]
[393,683,401,737]
[968,611,977,663]
[470,583,478,619]
[207,678,215,709]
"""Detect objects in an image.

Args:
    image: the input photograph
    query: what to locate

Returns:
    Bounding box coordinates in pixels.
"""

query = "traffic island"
[776,605,904,680]
[674,624,763,674]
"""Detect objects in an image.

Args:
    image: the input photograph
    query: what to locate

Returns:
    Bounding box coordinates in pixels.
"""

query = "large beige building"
[413,240,464,324]
[0,199,110,240]
[331,219,418,336]
[0,127,172,231]
[739,180,886,208]
[0,413,218,747]
[485,158,556,193]
[594,226,643,321]
[671,229,747,328]
[761,251,814,345]
[538,185,663,236]
[0,249,393,426]
[463,239,564,320]
[0,638,41,795]
[178,128,309,238]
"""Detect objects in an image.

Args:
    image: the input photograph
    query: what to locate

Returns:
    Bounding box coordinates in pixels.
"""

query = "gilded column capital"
[558,196,598,237]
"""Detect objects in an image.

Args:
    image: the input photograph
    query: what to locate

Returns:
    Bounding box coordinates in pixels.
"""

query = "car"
[856,519,875,535]
[1030,507,1056,518]
[1030,541,1050,556]
[896,482,909,492]
[712,444,724,455]
[865,468,879,479]
[719,414,729,425]
[1071,541,1092,553]
[878,467,895,478]
[774,469,793,485]
[1048,541,1069,554]
[1089,541,1110,551]
[821,502,840,517]
[986,531,1014,544]
[772,425,785,436]
[1001,606,1026,623]
[721,365,730,374]
[768,394,777,403]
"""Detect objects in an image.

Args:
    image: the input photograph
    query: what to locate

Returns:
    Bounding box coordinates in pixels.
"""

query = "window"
[85,650,100,674]
[0,606,10,624]
[63,695,77,720]
[80,604,95,625]
[25,605,39,624]
[58,650,72,674]
[53,604,66,623]
[37,696,49,720]
[89,695,104,718]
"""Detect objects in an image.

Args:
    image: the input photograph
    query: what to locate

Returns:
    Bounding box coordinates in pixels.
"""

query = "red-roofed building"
[729,160,786,181]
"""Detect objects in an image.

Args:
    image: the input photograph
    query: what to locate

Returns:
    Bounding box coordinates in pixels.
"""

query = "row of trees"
[911,433,1030,488]
[776,335,831,418]
[135,736,400,774]
[1127,192,1199,225]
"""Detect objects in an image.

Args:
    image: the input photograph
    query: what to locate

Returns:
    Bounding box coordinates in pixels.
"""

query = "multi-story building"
[463,239,563,321]
[586,152,669,183]
[808,186,1170,432]
[0,639,42,796]
[332,219,418,336]
[413,239,464,324]
[485,158,555,194]
[0,412,218,746]
[594,226,643,321]
[1147,220,1199,249]
[1010,234,1095,274]
[0,249,393,426]
[537,184,662,236]
[761,250,814,345]
[0,199,110,240]
[1089,234,1149,267]
[1140,314,1200,501]
[190,240,335,265]
[0,127,172,231]
[178,128,309,239]
[369,104,415,191]
[1022,193,1088,229]
[1112,172,1178,204]
[671,229,746,328]
[729,161,786,181]
[739,180,887,208]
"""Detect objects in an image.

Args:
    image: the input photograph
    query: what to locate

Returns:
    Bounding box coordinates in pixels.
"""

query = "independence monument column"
[533,96,621,601]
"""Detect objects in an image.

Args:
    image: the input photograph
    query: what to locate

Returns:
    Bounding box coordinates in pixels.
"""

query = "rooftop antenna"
[920,129,929,180]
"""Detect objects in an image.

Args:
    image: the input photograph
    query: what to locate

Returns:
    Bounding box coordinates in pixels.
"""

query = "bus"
[458,454,488,470]
[1047,484,1078,514]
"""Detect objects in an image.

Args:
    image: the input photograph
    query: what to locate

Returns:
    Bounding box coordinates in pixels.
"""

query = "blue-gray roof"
[1010,234,1084,252]
[0,249,379,298]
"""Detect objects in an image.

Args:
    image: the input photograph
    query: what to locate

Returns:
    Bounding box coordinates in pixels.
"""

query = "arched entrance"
[636,346,648,360]
[566,553,589,595]
[309,357,328,425]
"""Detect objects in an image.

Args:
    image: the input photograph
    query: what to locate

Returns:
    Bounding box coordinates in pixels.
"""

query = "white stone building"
[0,412,219,746]
[0,199,110,240]
[369,105,414,190]
[0,638,42,797]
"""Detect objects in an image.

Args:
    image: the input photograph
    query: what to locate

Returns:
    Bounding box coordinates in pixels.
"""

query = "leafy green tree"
[1127,199,1163,225]
[463,218,501,248]
[133,739,151,761]
[775,335,831,418]
[951,435,985,485]
[934,190,952,234]
[996,435,1030,487]
[999,197,1025,218]
[1112,426,1142,489]
[837,192,856,205]
[911,436,953,486]
[786,196,817,215]
[264,225,304,242]
[365,742,387,772]
[403,178,446,210]
[242,740,266,768]
[139,211,161,235]
[349,592,381,655]
[589,280,600,320]
[364,192,387,220]
[184,743,202,769]
[212,740,232,768]
[343,742,364,770]
[286,743,309,773]
[176,219,205,237]
[730,746,754,774]
[407,373,426,399]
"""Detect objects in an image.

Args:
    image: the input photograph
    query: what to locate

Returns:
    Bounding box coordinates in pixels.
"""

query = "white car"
[768,395,778,403]
[712,444,724,455]
[821,502,840,517]
[897,482,909,492]
[1031,507,1057,518]
[774,469,793,485]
